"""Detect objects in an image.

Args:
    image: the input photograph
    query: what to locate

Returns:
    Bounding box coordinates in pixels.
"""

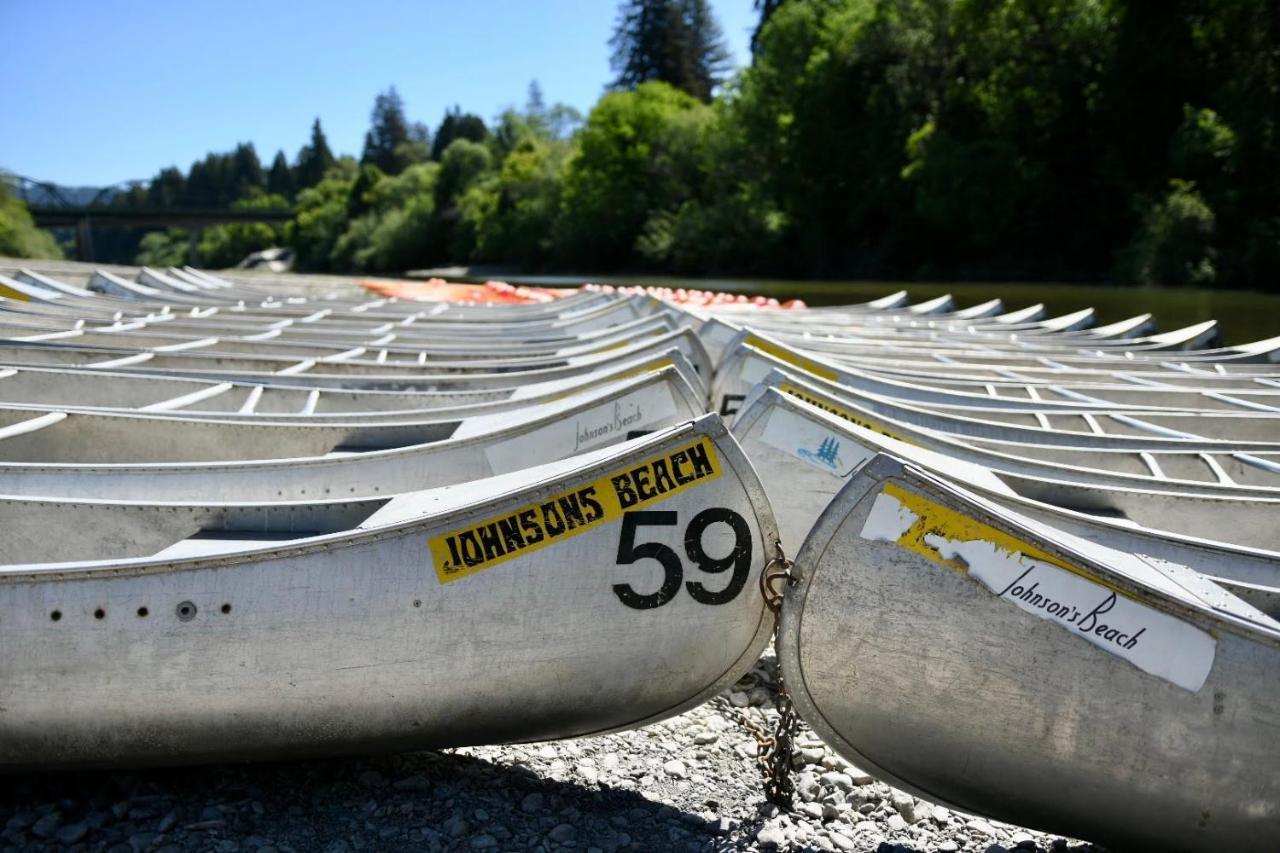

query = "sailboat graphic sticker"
[798,436,842,469]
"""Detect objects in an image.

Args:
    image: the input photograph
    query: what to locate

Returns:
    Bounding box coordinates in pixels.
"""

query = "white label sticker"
[484,383,679,472]
[759,407,873,478]
[859,491,1217,692]
[859,490,922,543]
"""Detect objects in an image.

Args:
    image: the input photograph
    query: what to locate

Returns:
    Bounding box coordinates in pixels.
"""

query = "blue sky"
[1,0,758,187]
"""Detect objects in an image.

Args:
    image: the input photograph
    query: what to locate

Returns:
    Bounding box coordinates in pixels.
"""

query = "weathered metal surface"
[0,349,703,418]
[711,335,1280,426]
[0,365,704,499]
[732,385,1280,598]
[0,416,777,769]
[777,457,1280,852]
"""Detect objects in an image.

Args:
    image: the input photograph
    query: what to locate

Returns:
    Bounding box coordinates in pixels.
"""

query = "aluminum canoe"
[0,365,703,501]
[0,350,703,422]
[745,368,1280,480]
[731,384,1280,616]
[711,336,1280,429]
[0,278,681,353]
[0,311,683,367]
[776,455,1279,852]
[730,373,1280,547]
[0,326,711,391]
[0,415,776,769]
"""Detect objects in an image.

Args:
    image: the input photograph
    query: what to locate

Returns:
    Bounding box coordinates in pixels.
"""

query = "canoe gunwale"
[0,413,761,587]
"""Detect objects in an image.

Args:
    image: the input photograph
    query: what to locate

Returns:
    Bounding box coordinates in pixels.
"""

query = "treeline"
[6,0,1279,290]
[126,89,521,270]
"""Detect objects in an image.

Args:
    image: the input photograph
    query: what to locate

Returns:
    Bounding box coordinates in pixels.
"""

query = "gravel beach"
[1,653,1102,853]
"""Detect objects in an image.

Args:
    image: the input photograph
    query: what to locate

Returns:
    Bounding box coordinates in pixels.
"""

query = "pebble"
[969,818,999,837]
[890,790,917,823]
[0,653,1100,853]
[828,830,856,850]
[756,823,787,846]
[548,823,576,842]
[29,814,60,840]
[392,774,429,792]
[819,771,854,792]
[56,822,89,844]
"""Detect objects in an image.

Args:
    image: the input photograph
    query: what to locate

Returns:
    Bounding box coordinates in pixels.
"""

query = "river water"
[491,275,1279,347]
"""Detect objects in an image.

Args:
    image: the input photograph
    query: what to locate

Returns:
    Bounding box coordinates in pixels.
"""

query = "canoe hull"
[778,458,1280,852]
[0,419,776,769]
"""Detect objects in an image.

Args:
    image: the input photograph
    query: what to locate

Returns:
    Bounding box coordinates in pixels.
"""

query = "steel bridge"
[8,175,292,261]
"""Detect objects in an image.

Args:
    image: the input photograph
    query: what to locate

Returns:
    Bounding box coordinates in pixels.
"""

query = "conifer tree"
[266,150,295,199]
[361,87,414,175]
[609,0,730,102]
[295,118,337,190]
[750,0,786,56]
[431,106,489,161]
[230,142,264,195]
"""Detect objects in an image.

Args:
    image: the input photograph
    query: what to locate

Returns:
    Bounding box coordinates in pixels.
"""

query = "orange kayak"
[360,277,806,309]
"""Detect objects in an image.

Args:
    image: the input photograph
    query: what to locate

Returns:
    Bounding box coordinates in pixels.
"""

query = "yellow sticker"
[744,335,838,381]
[545,357,676,403]
[430,436,722,583]
[616,356,676,381]
[880,481,1127,597]
[0,282,32,302]
[778,382,918,447]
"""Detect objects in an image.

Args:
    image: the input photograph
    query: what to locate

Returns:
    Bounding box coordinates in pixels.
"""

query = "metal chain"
[735,541,800,809]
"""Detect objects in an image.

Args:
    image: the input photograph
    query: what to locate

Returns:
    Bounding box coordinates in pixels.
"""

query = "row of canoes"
[0,264,1274,852]
[703,299,1279,852]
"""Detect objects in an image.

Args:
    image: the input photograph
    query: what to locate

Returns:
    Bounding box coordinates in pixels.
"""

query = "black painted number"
[613,511,682,610]
[719,394,745,418]
[683,508,752,605]
[613,508,753,610]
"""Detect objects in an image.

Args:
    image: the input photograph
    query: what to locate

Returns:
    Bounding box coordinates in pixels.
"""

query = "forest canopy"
[3,0,1277,291]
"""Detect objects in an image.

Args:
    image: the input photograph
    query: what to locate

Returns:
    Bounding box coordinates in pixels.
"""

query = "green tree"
[361,87,418,175]
[610,0,731,102]
[329,163,440,272]
[286,160,357,271]
[197,193,291,268]
[560,81,712,268]
[431,107,489,161]
[134,229,189,267]
[750,0,787,56]
[0,177,64,259]
[1124,179,1217,287]
[473,134,572,268]
[146,167,187,207]
[424,139,496,262]
[266,150,296,199]
[295,118,337,190]
[230,142,265,195]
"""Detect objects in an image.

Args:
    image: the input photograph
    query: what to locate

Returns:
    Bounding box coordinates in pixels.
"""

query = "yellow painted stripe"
[616,356,676,381]
[0,282,32,302]
[882,481,1130,598]
[429,436,722,583]
[779,382,918,448]
[744,335,838,381]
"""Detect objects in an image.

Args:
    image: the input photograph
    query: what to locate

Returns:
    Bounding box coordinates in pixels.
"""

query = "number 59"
[613,507,752,610]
